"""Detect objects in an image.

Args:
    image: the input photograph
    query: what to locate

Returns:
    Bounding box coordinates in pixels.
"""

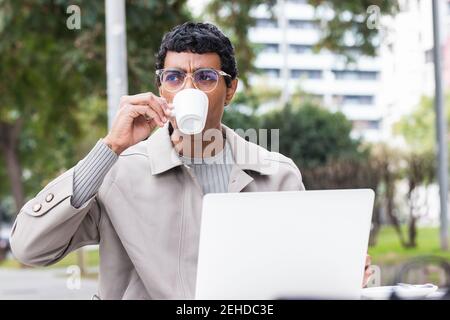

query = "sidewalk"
[0,268,98,300]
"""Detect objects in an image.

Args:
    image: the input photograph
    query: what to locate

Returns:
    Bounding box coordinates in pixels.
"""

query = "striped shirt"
[71,139,118,208]
[179,140,234,194]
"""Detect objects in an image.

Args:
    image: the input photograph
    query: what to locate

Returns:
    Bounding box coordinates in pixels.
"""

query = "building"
[379,0,450,145]
[248,0,383,141]
[188,0,450,144]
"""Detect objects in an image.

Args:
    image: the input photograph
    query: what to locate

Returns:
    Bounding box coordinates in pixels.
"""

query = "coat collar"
[145,123,278,176]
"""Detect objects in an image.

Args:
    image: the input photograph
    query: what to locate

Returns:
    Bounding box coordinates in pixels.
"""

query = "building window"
[333,70,378,80]
[255,18,278,28]
[289,44,313,54]
[291,69,322,79]
[334,95,374,105]
[259,68,280,78]
[309,94,324,103]
[261,43,279,53]
[288,19,317,30]
[353,120,380,130]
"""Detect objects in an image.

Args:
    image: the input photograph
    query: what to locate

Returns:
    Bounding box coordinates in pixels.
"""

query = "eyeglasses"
[156,68,232,93]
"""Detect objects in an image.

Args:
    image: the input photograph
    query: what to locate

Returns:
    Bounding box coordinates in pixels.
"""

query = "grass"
[368,226,450,266]
[1,226,449,270]
[0,248,100,270]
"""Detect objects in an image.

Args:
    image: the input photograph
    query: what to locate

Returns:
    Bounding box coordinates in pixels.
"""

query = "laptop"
[195,189,375,300]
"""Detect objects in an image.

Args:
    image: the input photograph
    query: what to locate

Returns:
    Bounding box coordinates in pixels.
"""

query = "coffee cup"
[171,88,209,135]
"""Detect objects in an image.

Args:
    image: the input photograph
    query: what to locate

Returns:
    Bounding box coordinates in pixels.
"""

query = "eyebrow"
[165,67,213,72]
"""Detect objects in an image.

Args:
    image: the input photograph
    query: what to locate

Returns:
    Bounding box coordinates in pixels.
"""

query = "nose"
[184,74,196,90]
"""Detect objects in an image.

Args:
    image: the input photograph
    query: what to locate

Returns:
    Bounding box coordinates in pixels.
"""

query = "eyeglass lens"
[161,69,219,92]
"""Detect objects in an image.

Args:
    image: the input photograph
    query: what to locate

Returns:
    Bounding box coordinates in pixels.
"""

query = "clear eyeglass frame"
[155,68,232,93]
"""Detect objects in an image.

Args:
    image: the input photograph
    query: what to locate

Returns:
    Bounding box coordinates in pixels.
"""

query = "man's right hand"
[103,92,173,155]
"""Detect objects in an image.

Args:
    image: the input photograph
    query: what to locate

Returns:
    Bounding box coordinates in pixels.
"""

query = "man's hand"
[103,92,173,155]
[362,254,374,288]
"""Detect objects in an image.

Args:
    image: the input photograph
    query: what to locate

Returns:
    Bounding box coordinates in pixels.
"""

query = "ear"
[224,78,238,106]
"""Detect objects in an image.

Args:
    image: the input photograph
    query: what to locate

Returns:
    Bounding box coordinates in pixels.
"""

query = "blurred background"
[1,0,450,299]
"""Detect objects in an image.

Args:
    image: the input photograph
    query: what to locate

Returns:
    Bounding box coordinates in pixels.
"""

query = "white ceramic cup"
[171,88,209,135]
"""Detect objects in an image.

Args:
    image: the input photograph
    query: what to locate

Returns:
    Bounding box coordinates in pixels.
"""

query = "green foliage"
[223,86,365,175]
[126,0,192,93]
[262,102,362,169]
[205,0,277,87]
[0,0,400,217]
[206,0,398,87]
[222,84,281,129]
[222,105,261,131]
[308,0,399,59]
[395,95,450,153]
[0,0,191,216]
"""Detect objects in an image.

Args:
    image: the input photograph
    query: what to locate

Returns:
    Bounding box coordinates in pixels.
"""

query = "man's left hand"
[362,254,374,288]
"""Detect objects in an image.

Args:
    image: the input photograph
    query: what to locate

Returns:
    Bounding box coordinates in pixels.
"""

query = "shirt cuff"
[71,139,118,208]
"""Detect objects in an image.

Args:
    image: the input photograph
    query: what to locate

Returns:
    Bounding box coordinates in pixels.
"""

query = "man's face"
[159,51,238,132]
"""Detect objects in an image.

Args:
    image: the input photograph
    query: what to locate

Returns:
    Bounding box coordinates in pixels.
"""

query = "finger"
[365,268,374,281]
[149,95,172,122]
[143,109,165,127]
[363,269,373,287]
[127,104,164,127]
[365,255,371,268]
[121,92,155,106]
[148,99,167,123]
[163,104,175,118]
[159,98,173,122]
[159,96,170,110]
[150,94,169,111]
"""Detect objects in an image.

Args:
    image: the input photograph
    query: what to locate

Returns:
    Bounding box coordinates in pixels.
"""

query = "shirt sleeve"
[71,139,118,208]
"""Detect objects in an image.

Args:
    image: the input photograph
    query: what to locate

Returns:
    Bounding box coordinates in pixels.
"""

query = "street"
[0,268,98,300]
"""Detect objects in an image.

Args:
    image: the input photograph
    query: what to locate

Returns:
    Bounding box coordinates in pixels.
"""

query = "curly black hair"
[155,22,238,88]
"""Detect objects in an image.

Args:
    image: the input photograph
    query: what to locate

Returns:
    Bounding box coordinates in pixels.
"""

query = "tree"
[222,83,281,129]
[0,0,191,215]
[259,99,392,246]
[204,0,276,88]
[0,0,97,212]
[205,0,398,88]
[367,144,437,249]
[308,0,399,59]
[262,101,362,169]
[395,95,450,154]
[369,144,405,247]
[402,151,435,248]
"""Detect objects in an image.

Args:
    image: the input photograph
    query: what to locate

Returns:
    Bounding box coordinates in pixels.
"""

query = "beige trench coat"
[10,124,305,299]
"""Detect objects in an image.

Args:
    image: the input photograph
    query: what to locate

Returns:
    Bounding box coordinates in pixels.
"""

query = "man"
[10,22,372,299]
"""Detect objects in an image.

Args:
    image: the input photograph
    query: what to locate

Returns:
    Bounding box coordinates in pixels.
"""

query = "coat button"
[45,193,54,202]
[32,203,42,212]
